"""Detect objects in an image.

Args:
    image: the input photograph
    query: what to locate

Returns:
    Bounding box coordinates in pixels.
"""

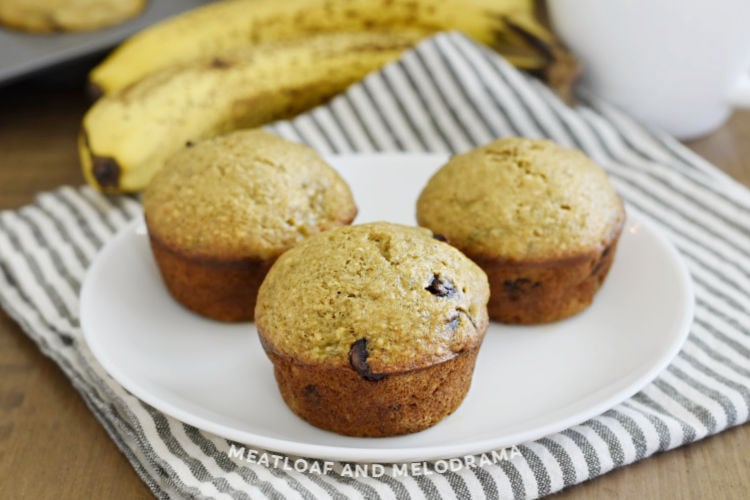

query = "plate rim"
[80,153,695,462]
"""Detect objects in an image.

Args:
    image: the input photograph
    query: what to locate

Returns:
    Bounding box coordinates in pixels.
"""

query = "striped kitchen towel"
[1,32,749,499]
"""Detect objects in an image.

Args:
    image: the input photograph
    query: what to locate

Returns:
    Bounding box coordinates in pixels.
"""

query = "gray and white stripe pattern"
[1,33,748,499]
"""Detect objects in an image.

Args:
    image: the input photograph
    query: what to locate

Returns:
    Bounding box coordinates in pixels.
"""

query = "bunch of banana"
[81,0,576,193]
[81,31,428,192]
[89,0,540,97]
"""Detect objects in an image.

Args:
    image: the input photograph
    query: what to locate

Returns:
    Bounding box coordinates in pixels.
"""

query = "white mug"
[548,0,750,139]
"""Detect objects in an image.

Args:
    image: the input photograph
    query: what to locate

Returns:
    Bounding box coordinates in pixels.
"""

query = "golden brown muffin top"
[143,129,356,260]
[255,222,490,373]
[417,137,625,260]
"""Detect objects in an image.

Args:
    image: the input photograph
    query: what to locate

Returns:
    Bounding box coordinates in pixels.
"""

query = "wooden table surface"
[0,70,749,499]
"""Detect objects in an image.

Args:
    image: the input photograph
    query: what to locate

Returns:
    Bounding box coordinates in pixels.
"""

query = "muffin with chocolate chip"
[143,129,356,322]
[255,222,490,437]
[417,137,625,324]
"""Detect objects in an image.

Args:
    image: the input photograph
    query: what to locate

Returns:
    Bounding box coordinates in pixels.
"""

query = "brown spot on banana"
[80,129,121,191]
[92,156,122,190]
[210,58,232,69]
[86,80,104,102]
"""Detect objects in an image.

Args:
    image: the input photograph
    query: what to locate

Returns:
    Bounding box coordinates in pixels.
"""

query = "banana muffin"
[417,137,625,324]
[143,129,356,322]
[255,222,490,437]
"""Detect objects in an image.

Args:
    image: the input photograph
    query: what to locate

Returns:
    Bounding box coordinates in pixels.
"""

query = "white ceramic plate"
[81,153,694,462]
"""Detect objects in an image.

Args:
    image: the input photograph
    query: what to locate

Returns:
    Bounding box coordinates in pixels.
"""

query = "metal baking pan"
[0,0,209,86]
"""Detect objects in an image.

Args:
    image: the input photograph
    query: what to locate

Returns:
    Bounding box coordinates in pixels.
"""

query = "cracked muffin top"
[416,137,625,260]
[143,129,356,261]
[255,222,490,372]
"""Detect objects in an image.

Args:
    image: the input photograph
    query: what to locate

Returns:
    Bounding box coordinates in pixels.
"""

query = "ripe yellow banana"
[80,31,428,193]
[88,0,539,96]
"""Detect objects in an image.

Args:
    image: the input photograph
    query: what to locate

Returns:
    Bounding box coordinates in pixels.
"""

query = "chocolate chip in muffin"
[503,278,542,301]
[349,338,387,381]
[303,384,321,406]
[426,274,456,298]
[590,243,614,277]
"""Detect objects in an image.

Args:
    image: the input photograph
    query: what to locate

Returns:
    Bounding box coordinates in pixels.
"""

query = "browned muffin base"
[262,345,481,437]
[472,235,621,324]
[148,230,272,322]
